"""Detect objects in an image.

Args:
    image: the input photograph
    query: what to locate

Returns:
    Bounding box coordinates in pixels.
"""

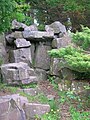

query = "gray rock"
[47,21,66,34]
[34,43,51,70]
[14,38,31,48]
[12,19,27,30]
[52,34,71,48]
[24,24,38,31]
[23,31,54,40]
[50,58,62,77]
[9,48,32,66]
[1,62,37,85]
[23,103,50,119]
[35,68,47,81]
[0,43,7,64]
[0,94,28,120]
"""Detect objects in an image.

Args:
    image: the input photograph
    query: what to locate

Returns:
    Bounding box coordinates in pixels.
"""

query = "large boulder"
[52,34,71,48]
[1,62,38,85]
[0,94,28,120]
[9,48,32,66]
[34,43,51,70]
[45,21,66,34]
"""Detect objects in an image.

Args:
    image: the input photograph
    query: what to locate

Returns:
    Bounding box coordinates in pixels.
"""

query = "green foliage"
[21,83,37,89]
[48,46,90,72]
[14,0,32,25]
[0,83,18,93]
[72,26,90,50]
[38,24,45,31]
[41,109,60,120]
[0,58,3,66]
[0,0,15,33]
[70,107,90,120]
[46,0,84,12]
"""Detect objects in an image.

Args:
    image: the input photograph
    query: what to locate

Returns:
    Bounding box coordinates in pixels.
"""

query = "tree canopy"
[0,0,15,33]
[0,0,90,33]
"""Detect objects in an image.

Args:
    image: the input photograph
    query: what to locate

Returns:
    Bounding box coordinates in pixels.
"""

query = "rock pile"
[0,20,71,84]
[0,20,72,120]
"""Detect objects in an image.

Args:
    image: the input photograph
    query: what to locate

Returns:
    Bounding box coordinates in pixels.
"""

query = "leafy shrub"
[48,46,90,73]
[72,26,90,50]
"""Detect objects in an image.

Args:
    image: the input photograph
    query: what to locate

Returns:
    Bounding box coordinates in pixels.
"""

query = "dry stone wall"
[0,20,72,85]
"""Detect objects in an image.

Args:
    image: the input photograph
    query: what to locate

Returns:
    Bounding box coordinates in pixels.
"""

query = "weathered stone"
[14,38,31,48]
[12,19,27,30]
[35,68,47,81]
[47,21,66,34]
[50,58,62,77]
[0,43,7,63]
[34,43,51,70]
[23,103,50,119]
[9,48,32,66]
[52,34,71,48]
[0,94,28,120]
[23,31,54,40]
[1,62,37,85]
[24,24,38,31]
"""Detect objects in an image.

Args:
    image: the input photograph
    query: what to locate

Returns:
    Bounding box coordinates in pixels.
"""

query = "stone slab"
[23,31,54,40]
[14,38,31,48]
